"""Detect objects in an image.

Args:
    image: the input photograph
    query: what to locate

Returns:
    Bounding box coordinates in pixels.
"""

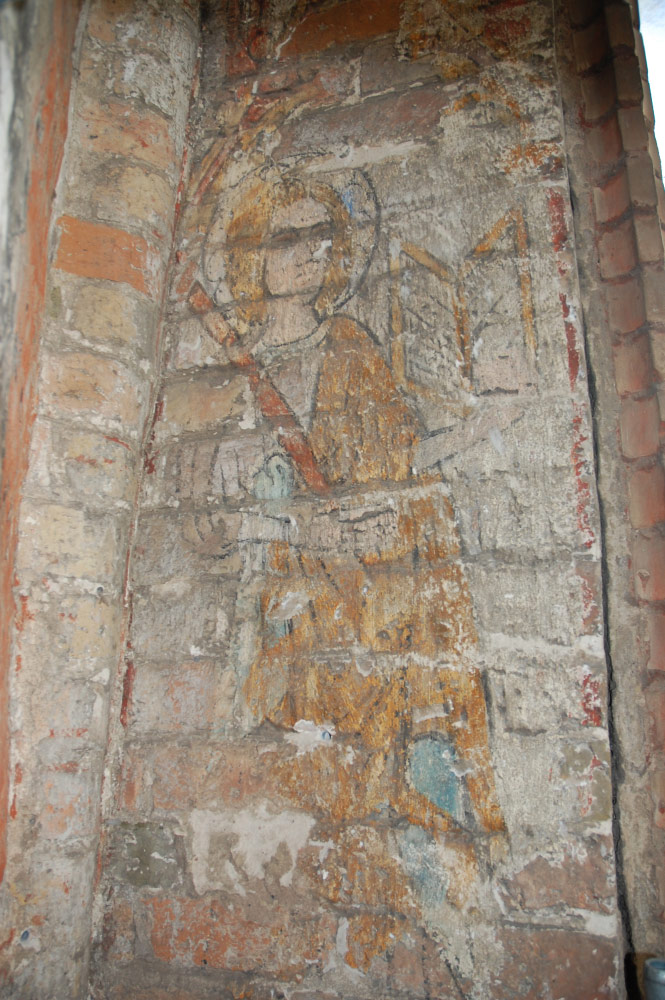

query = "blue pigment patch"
[253,455,294,500]
[398,825,448,909]
[408,736,463,821]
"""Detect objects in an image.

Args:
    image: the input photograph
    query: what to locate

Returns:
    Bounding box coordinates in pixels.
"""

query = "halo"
[202,166,379,336]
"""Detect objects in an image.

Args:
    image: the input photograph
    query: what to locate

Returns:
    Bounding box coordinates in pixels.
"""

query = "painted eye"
[321,729,333,741]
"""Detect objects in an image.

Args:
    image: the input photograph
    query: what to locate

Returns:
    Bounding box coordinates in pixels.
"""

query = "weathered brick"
[25,418,137,505]
[652,770,665,831]
[613,332,653,396]
[573,17,608,74]
[605,275,647,334]
[628,462,665,528]
[64,279,146,349]
[648,611,665,673]
[567,0,603,29]
[619,394,660,458]
[129,660,235,734]
[606,3,636,50]
[496,927,617,1000]
[652,331,665,384]
[146,896,337,976]
[635,214,664,264]
[587,113,623,163]
[593,168,630,223]
[627,152,659,209]
[76,98,177,174]
[500,841,615,913]
[278,0,401,58]
[15,584,121,679]
[580,64,617,121]
[643,267,665,325]
[90,163,175,238]
[55,216,161,297]
[618,104,650,151]
[108,822,183,889]
[40,350,144,432]
[614,53,644,105]
[598,218,638,279]
[275,83,451,158]
[633,532,665,602]
[155,374,257,441]
[101,894,135,965]
[16,501,119,584]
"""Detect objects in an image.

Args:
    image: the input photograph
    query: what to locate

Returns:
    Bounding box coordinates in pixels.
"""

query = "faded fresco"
[95,2,620,997]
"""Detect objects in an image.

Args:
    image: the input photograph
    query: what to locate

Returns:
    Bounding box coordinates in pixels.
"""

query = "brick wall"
[559,0,665,984]
[0,2,197,995]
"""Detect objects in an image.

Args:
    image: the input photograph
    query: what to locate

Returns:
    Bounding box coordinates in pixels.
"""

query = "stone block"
[500,839,615,913]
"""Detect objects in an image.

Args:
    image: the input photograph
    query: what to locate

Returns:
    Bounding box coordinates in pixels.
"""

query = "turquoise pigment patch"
[408,735,463,822]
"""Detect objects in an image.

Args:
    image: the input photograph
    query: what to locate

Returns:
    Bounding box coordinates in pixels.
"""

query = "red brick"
[606,275,647,334]
[620,394,660,458]
[279,0,402,58]
[55,215,159,296]
[76,98,177,174]
[496,926,617,1000]
[573,17,608,73]
[581,64,617,121]
[593,168,630,223]
[598,218,638,279]
[613,332,653,395]
[628,463,665,528]
[146,896,337,977]
[275,83,452,158]
[500,844,615,914]
[648,611,665,672]
[633,532,665,602]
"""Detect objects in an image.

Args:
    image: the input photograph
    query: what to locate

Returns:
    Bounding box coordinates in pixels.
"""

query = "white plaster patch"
[190,805,315,894]
[285,718,336,754]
